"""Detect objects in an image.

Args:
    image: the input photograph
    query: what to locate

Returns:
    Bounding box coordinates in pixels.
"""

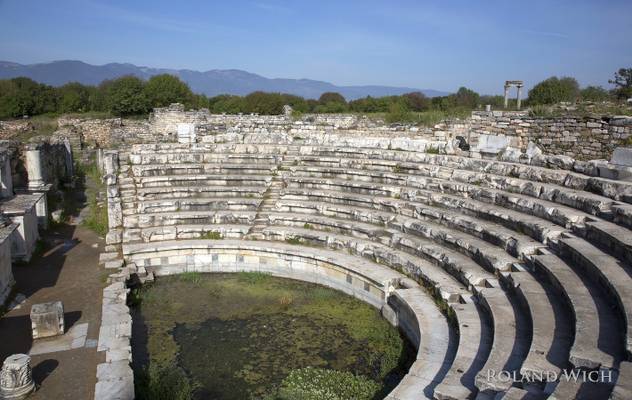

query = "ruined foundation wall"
[3,106,632,162]
[149,105,632,161]
[454,111,632,161]
[57,117,149,149]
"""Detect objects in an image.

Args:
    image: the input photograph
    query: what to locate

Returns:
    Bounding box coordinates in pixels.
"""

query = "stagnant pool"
[131,272,414,400]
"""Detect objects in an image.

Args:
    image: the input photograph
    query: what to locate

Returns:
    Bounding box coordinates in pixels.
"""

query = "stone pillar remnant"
[25,147,44,190]
[0,354,36,399]
[503,80,524,110]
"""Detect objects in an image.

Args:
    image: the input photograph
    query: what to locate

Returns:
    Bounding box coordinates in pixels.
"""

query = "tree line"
[0,68,630,120]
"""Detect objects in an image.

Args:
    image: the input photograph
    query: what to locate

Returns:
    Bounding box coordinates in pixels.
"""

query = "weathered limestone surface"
[95,280,134,400]
[30,301,65,339]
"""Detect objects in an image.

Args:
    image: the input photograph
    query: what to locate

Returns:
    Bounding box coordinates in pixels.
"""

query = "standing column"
[503,85,509,109]
[26,147,44,190]
[516,86,523,110]
[25,145,49,229]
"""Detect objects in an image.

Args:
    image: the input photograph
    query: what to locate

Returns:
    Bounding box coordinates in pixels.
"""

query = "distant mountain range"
[0,60,449,100]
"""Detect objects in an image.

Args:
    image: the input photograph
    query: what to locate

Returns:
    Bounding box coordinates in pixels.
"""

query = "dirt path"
[0,212,105,399]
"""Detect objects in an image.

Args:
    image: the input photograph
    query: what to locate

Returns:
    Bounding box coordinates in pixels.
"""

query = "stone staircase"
[245,146,300,239]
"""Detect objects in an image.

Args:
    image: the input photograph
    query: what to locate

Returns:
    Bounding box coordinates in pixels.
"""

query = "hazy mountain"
[0,60,448,100]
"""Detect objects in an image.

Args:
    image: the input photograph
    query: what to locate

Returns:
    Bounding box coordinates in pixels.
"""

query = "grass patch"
[199,231,222,240]
[425,147,440,155]
[303,223,313,230]
[179,272,202,285]
[375,108,471,126]
[78,160,108,236]
[237,271,271,285]
[100,270,112,284]
[285,237,303,245]
[12,114,58,141]
[84,198,108,236]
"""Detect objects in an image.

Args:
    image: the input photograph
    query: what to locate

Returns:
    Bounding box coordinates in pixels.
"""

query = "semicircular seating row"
[116,142,632,400]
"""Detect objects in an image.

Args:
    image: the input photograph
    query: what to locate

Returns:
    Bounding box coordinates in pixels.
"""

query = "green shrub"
[385,101,414,124]
[135,364,195,400]
[527,76,580,105]
[270,367,380,400]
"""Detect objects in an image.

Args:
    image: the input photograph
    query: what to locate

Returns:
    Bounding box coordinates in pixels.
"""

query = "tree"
[318,92,346,105]
[0,80,22,119]
[402,92,430,111]
[527,76,580,105]
[385,100,413,123]
[210,95,245,114]
[479,95,504,108]
[453,87,480,109]
[188,93,210,110]
[143,74,192,108]
[58,82,90,113]
[580,86,610,102]
[280,94,308,113]
[105,76,149,116]
[243,91,284,114]
[609,68,632,99]
[0,77,57,118]
[432,94,457,111]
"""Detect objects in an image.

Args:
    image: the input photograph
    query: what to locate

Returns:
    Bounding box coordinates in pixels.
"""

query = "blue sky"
[1,0,631,94]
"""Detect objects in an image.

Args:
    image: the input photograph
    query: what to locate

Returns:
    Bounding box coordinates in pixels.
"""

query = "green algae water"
[131,272,413,400]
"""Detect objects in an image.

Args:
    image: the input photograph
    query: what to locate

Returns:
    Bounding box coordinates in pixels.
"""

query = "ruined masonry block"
[30,301,64,339]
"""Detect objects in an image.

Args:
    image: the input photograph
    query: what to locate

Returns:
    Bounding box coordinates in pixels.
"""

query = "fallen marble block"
[30,301,65,339]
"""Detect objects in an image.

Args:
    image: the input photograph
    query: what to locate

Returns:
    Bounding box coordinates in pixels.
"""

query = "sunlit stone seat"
[131,163,277,177]
[532,253,620,369]
[433,301,491,400]
[134,174,271,188]
[124,210,256,229]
